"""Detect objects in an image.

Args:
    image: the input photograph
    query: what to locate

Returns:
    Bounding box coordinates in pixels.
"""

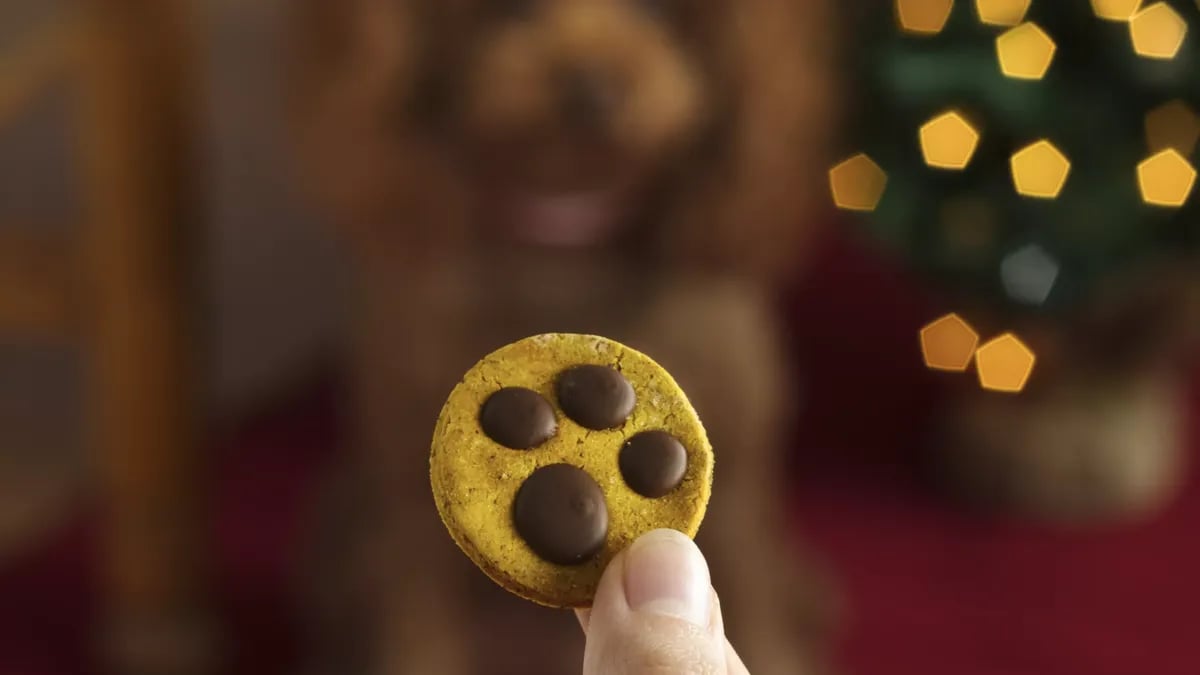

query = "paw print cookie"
[429,333,714,608]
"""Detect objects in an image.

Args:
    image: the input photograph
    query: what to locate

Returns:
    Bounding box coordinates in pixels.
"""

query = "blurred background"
[1,0,345,673]
[1,1,1198,674]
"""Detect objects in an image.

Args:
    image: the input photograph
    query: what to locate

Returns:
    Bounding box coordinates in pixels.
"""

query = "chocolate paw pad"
[429,333,714,608]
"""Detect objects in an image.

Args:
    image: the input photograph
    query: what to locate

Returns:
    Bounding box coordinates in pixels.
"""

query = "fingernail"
[622,529,712,627]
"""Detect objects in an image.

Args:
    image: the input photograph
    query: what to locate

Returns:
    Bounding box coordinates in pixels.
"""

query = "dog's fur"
[288,1,839,673]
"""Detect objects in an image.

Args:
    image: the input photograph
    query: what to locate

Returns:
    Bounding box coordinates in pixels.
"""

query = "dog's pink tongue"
[505,191,627,248]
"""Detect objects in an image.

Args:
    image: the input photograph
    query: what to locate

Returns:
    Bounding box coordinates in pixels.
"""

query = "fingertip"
[581,546,730,675]
[622,528,712,628]
[586,544,631,628]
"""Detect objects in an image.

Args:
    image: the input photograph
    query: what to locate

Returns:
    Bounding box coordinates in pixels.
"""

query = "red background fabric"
[2,227,1196,675]
[787,227,1200,675]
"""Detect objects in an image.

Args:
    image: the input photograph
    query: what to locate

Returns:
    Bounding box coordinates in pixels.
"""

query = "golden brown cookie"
[429,333,714,608]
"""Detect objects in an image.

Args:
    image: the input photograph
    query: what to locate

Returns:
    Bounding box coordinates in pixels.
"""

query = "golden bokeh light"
[976,0,1031,26]
[919,111,981,170]
[996,22,1057,80]
[1145,100,1200,155]
[1090,0,1143,21]
[920,313,981,372]
[975,333,1036,393]
[829,154,888,212]
[896,0,955,35]
[1129,2,1188,59]
[1010,140,1071,199]
[1137,148,1196,207]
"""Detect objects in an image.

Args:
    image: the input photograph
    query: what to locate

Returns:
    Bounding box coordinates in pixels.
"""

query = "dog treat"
[429,333,714,608]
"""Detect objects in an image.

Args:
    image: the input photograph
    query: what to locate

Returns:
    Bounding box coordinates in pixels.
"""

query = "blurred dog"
[289,1,839,673]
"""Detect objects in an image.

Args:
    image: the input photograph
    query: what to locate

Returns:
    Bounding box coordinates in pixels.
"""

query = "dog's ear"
[288,0,351,70]
[661,0,839,284]
[287,0,415,93]
[399,6,465,136]
[287,0,470,261]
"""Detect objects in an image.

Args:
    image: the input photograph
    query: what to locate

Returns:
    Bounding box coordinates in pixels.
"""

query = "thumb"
[577,528,747,675]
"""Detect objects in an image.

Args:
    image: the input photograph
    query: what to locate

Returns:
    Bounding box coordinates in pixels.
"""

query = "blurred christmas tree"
[833,0,1200,319]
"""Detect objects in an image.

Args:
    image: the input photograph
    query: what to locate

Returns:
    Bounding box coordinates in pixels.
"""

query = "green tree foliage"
[840,0,1200,316]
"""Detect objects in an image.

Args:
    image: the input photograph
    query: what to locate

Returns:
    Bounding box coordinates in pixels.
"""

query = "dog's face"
[293,0,835,276]
[409,0,728,250]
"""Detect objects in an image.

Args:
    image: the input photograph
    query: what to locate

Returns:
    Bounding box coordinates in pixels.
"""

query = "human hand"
[575,528,750,674]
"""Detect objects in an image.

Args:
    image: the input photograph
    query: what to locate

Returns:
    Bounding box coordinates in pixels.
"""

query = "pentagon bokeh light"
[920,313,981,372]
[1128,2,1188,59]
[1145,100,1199,155]
[896,0,955,35]
[1090,0,1144,22]
[919,111,981,170]
[1000,244,1060,307]
[1010,140,1071,199]
[975,0,1031,27]
[975,333,1037,393]
[996,22,1057,80]
[829,154,888,212]
[1137,149,1197,207]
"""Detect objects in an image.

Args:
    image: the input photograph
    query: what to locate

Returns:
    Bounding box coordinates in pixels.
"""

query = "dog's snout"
[559,69,620,132]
